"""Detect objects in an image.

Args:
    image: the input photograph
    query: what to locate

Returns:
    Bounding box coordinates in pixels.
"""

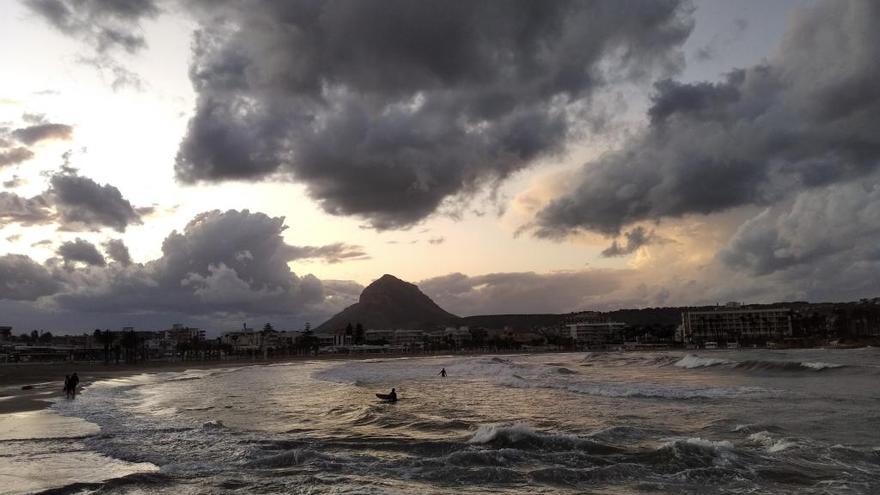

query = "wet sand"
[0,357,311,414]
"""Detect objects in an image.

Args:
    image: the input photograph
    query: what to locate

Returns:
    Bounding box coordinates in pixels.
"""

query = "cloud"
[174,0,692,229]
[0,192,54,226]
[692,17,749,62]
[0,254,61,301]
[719,177,880,277]
[601,226,655,257]
[2,175,26,188]
[427,236,445,245]
[57,238,107,267]
[103,238,132,265]
[5,234,21,242]
[24,0,160,53]
[12,123,73,145]
[419,270,636,316]
[48,171,145,232]
[535,0,880,237]
[284,243,369,264]
[0,147,35,168]
[45,209,353,323]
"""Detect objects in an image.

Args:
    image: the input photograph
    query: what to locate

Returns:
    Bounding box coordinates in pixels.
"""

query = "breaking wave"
[670,354,856,374]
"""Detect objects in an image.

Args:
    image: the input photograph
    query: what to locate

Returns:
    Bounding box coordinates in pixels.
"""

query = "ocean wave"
[249,447,335,468]
[468,424,619,454]
[495,374,768,400]
[202,420,226,430]
[674,354,734,369]
[651,437,739,468]
[733,359,848,372]
[33,472,170,495]
[747,431,797,453]
[672,354,852,374]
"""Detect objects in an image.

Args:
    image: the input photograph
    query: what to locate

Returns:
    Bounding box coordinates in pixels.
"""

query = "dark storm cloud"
[48,172,144,232]
[0,254,61,300]
[175,0,693,229]
[50,210,333,318]
[24,0,160,53]
[601,226,653,257]
[0,210,356,330]
[12,123,74,145]
[103,238,132,265]
[284,243,369,264]
[719,177,880,277]
[419,270,628,316]
[57,238,107,267]
[0,192,54,226]
[536,0,880,236]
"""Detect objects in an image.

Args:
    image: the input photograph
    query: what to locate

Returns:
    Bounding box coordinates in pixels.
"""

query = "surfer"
[376,388,398,402]
[439,368,447,377]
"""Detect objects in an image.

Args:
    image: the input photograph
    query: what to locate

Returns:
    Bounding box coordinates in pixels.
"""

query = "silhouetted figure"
[63,375,72,399]
[439,368,447,377]
[69,372,79,398]
[388,388,397,402]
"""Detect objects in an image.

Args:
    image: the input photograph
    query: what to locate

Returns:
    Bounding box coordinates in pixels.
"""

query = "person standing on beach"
[69,372,80,398]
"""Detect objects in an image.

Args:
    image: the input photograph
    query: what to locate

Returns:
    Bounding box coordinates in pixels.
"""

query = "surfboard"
[376,393,397,402]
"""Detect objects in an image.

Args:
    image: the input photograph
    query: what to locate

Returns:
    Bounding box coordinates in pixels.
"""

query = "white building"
[566,321,626,347]
[680,307,792,346]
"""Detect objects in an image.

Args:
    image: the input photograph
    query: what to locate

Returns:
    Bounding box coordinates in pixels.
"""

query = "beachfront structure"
[680,307,793,346]
[566,321,626,347]
[444,326,472,347]
[220,326,302,353]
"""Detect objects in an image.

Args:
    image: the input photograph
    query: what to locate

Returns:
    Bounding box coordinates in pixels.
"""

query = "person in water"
[439,368,447,377]
[63,375,71,399]
[388,388,397,402]
[69,372,79,398]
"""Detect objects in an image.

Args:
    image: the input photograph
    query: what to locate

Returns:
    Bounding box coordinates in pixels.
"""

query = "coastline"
[0,356,312,414]
[3,344,872,415]
[0,350,555,414]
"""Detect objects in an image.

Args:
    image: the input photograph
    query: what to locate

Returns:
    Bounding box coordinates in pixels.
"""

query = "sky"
[2,0,878,334]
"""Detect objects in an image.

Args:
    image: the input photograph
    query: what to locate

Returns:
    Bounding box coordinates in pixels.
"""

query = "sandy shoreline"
[0,356,335,414]
[0,350,552,414]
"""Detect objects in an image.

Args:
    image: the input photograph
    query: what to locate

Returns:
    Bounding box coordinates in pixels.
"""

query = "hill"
[316,274,459,332]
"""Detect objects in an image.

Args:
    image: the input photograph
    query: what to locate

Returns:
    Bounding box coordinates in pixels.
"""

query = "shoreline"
[0,350,563,414]
[2,344,873,415]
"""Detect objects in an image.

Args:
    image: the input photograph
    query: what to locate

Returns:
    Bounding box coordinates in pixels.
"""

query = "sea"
[2,348,879,494]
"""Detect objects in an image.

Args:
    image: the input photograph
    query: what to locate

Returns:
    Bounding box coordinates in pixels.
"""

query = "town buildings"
[680,306,793,346]
[563,312,626,348]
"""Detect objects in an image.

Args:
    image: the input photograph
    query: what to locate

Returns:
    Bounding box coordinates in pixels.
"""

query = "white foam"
[468,423,579,447]
[800,361,844,370]
[674,354,734,369]
[748,431,797,453]
[663,436,734,450]
[0,410,99,441]
[0,450,157,495]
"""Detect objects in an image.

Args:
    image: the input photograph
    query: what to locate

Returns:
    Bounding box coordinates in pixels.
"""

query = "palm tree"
[94,329,115,365]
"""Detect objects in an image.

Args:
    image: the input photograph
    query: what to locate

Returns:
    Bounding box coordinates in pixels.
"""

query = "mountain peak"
[317,274,458,332]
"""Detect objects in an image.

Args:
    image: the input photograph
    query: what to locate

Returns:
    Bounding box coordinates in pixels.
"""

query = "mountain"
[316,274,460,332]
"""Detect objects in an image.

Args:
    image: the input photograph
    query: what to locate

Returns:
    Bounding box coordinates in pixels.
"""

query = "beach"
[2,348,879,494]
